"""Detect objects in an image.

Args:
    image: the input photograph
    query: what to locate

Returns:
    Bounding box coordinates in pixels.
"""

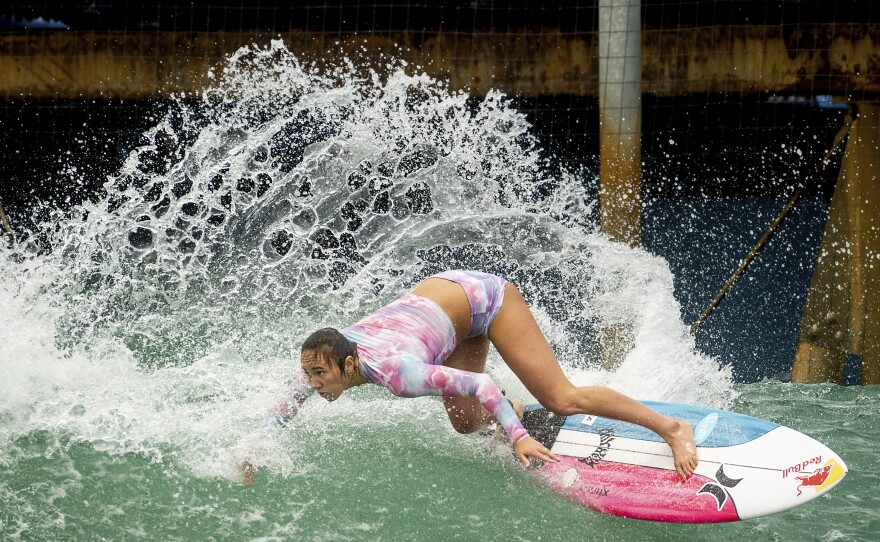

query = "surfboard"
[521,401,847,523]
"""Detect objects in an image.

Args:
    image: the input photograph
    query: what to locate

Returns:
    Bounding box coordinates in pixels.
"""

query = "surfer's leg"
[440,335,495,433]
[488,283,698,481]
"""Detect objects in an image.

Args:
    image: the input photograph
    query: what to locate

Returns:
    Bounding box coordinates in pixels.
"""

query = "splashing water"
[1,40,733,489]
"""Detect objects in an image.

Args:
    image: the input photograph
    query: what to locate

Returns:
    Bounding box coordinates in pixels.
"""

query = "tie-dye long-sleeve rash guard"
[270,292,529,444]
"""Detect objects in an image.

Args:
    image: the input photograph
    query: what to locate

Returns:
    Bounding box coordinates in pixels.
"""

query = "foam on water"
[0,40,733,484]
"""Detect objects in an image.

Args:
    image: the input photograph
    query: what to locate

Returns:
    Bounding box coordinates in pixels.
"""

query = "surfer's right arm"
[263,369,313,429]
[238,370,314,485]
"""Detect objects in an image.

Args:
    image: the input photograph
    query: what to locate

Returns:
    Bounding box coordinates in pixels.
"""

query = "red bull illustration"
[793,459,846,497]
[796,465,832,496]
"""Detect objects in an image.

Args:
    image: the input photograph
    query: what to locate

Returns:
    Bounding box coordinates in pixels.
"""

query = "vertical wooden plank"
[793,102,880,384]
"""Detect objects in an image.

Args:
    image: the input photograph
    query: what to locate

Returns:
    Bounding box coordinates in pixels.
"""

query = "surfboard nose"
[833,452,848,474]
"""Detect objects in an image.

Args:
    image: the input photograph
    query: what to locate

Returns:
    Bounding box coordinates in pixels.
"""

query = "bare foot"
[663,418,698,482]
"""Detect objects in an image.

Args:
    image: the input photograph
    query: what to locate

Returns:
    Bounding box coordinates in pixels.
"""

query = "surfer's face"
[301,350,346,401]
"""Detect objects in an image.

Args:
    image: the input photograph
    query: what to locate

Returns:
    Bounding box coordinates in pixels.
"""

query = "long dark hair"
[301,328,358,371]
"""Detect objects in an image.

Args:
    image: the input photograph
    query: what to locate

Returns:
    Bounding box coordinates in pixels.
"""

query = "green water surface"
[1,382,877,542]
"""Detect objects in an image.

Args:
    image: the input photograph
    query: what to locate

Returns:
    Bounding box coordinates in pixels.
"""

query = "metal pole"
[598,0,642,247]
[598,0,641,370]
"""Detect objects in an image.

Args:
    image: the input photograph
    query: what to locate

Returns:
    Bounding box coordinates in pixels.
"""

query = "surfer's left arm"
[376,354,558,466]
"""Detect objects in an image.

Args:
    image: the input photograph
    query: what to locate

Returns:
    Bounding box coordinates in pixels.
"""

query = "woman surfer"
[243,270,697,483]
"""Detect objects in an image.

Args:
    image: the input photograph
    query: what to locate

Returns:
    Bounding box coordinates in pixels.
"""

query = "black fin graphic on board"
[716,464,743,488]
[697,483,728,511]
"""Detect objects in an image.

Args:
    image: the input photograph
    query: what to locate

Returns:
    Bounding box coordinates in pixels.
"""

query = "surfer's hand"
[238,460,256,486]
[514,437,559,467]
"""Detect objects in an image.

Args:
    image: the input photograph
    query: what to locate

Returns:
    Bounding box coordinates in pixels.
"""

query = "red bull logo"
[792,459,845,497]
[782,455,822,478]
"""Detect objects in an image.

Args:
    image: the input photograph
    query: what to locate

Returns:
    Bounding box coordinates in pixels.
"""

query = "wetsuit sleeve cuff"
[512,433,530,445]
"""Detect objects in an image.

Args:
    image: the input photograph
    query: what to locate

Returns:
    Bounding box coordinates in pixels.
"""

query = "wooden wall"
[0,25,877,99]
